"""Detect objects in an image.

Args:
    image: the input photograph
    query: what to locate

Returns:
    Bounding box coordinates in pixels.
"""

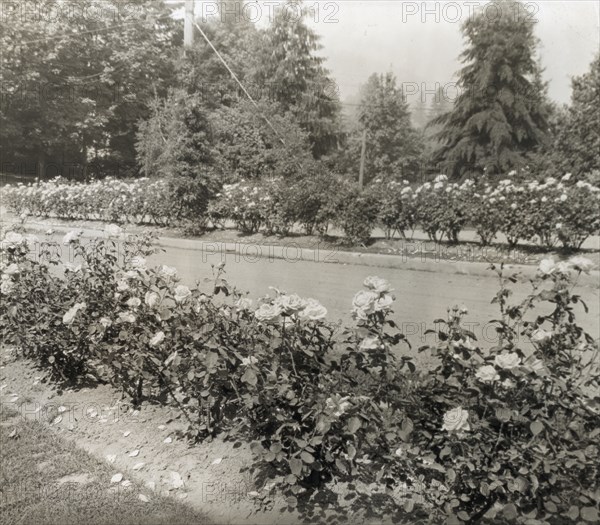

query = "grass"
[0,408,208,525]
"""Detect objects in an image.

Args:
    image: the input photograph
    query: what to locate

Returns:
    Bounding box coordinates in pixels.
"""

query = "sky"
[175,1,600,105]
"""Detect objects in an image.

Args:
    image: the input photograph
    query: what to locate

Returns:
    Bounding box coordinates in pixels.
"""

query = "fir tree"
[432,0,548,179]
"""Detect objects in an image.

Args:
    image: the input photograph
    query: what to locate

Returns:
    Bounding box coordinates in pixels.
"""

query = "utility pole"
[184,0,194,55]
[358,129,367,190]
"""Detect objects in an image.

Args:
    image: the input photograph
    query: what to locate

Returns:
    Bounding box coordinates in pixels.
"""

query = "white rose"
[494,352,521,369]
[118,312,136,323]
[174,285,192,303]
[359,336,381,351]
[105,224,122,237]
[63,302,86,325]
[235,297,253,311]
[127,297,141,308]
[568,256,595,274]
[64,262,82,273]
[531,328,552,343]
[442,407,471,433]
[1,279,15,295]
[116,280,129,292]
[240,356,258,366]
[374,293,394,312]
[130,256,146,269]
[298,299,328,321]
[4,263,19,275]
[99,317,112,328]
[560,194,567,202]
[160,265,178,279]
[555,261,571,274]
[3,231,24,247]
[62,230,82,245]
[363,276,393,294]
[352,290,379,318]
[144,291,160,308]
[274,294,306,313]
[326,396,352,418]
[475,365,500,383]
[254,303,282,323]
[538,258,556,275]
[149,331,165,347]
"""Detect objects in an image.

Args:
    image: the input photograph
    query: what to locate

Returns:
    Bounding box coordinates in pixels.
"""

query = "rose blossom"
[254,303,282,323]
[442,407,471,433]
[359,336,381,351]
[538,258,556,275]
[130,256,146,269]
[99,317,112,328]
[240,356,258,366]
[104,224,122,237]
[298,299,327,321]
[160,265,178,279]
[4,264,19,275]
[374,293,394,312]
[325,395,352,417]
[62,230,82,245]
[494,352,521,369]
[352,290,379,319]
[3,231,24,247]
[127,297,141,308]
[174,285,192,303]
[0,278,14,295]
[63,302,86,325]
[118,312,136,323]
[475,365,500,383]
[116,280,129,292]
[149,331,165,347]
[531,328,552,343]
[274,294,306,313]
[569,256,595,274]
[145,291,160,308]
[235,297,253,311]
[363,276,393,293]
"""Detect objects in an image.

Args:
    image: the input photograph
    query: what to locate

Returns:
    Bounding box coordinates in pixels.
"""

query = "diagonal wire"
[193,21,286,146]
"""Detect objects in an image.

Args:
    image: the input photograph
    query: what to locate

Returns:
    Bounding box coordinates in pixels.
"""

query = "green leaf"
[503,503,518,520]
[241,368,257,386]
[347,416,361,433]
[581,507,599,522]
[289,458,303,476]
[530,420,544,436]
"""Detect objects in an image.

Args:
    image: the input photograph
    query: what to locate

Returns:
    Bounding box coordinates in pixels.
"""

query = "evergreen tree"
[432,0,548,179]
[252,1,342,158]
[553,54,600,177]
[354,72,422,182]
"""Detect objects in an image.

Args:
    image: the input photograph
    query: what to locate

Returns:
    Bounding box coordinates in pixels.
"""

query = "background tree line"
[1,0,598,187]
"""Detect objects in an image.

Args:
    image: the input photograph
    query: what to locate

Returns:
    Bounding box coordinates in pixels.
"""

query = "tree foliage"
[352,72,422,182]
[0,0,179,178]
[432,0,548,179]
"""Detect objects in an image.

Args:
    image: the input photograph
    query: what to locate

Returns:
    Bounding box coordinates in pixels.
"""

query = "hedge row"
[3,173,599,249]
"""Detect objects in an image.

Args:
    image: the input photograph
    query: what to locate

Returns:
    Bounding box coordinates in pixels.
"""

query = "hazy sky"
[181,1,599,105]
[302,1,600,105]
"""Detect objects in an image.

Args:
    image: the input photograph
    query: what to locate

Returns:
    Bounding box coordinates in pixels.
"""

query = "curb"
[13,219,600,286]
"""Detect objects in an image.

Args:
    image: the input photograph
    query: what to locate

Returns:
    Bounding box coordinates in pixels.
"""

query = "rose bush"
[1,230,599,522]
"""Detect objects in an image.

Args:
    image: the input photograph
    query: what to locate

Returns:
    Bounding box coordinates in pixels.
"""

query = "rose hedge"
[1,227,599,524]
[4,172,599,250]
[2,175,215,227]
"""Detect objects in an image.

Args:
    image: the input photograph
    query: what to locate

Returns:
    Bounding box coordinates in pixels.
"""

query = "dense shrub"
[3,172,599,250]
[2,228,599,524]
